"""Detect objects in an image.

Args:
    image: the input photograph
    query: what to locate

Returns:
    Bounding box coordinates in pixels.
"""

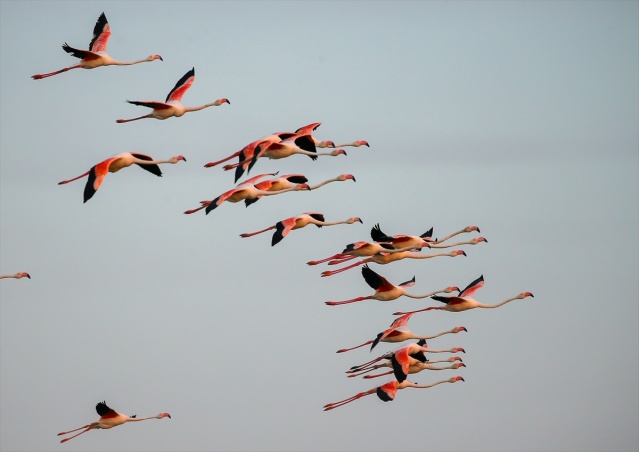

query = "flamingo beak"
[159,56,164,61]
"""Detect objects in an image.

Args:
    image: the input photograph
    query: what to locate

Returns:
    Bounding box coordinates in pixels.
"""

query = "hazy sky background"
[1,1,637,451]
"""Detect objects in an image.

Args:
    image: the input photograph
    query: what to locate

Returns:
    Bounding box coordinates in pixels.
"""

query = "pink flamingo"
[245,173,355,207]
[320,248,467,277]
[325,265,459,306]
[371,224,482,248]
[0,272,31,280]
[57,401,170,443]
[323,376,464,410]
[58,152,186,202]
[307,241,424,266]
[116,68,229,123]
[32,13,162,80]
[336,315,467,353]
[240,213,362,246]
[353,358,466,380]
[393,275,534,316]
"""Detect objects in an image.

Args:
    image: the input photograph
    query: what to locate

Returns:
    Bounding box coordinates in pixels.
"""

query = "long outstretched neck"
[433,229,469,244]
[336,340,373,353]
[309,177,342,190]
[403,289,450,299]
[116,114,152,123]
[405,379,451,389]
[58,170,91,185]
[185,103,217,113]
[419,327,466,340]
[429,240,472,249]
[126,415,161,422]
[240,225,276,238]
[477,296,520,309]
[32,65,78,80]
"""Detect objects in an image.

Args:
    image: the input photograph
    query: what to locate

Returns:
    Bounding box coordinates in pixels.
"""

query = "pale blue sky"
[1,1,637,451]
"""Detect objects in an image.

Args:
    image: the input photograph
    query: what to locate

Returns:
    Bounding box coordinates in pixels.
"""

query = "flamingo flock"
[2,10,535,444]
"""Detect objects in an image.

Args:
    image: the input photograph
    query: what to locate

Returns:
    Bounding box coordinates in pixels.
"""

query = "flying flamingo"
[307,241,425,266]
[323,376,465,411]
[352,358,466,380]
[347,340,465,381]
[336,315,467,353]
[240,213,362,246]
[393,275,534,316]
[325,265,459,306]
[57,401,170,443]
[371,224,482,248]
[116,68,229,123]
[245,173,355,207]
[0,272,31,280]
[58,152,186,203]
[320,249,467,277]
[32,13,162,80]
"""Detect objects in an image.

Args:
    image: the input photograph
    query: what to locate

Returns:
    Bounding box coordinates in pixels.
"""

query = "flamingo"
[433,225,481,244]
[307,241,425,266]
[325,265,460,306]
[336,315,467,353]
[240,213,362,246]
[32,13,162,80]
[393,275,535,316]
[323,376,465,411]
[0,272,31,280]
[57,401,170,443]
[347,340,465,381]
[371,224,482,248]
[320,249,467,277]
[245,173,355,207]
[353,359,466,380]
[116,68,229,123]
[58,152,186,203]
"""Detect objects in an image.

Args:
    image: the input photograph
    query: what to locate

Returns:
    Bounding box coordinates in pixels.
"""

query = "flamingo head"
[453,347,466,354]
[17,272,31,279]
[171,155,187,163]
[317,140,335,148]
[450,376,465,383]
[158,412,171,419]
[519,292,534,299]
[148,54,163,61]
[347,217,363,224]
[445,286,460,293]
[354,140,370,147]
[452,250,467,257]
[216,98,231,106]
[453,326,468,333]
[473,237,488,244]
[449,356,463,362]
[331,149,347,156]
[339,174,356,182]
[296,183,311,191]
[453,362,466,369]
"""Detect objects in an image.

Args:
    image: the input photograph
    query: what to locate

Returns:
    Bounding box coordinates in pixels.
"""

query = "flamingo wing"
[420,227,434,239]
[126,100,172,110]
[95,401,118,419]
[166,68,195,103]
[431,295,463,305]
[376,381,398,402]
[272,218,296,246]
[131,153,162,177]
[361,265,390,291]
[89,13,110,53]
[370,224,393,242]
[391,349,411,383]
[292,135,317,156]
[283,174,308,184]
[458,274,485,298]
[83,158,114,203]
[62,43,95,60]
[307,212,325,225]
[398,276,416,288]
[294,122,321,134]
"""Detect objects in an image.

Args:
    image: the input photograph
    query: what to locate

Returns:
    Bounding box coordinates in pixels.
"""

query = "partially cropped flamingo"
[58,152,186,202]
[325,265,459,306]
[393,275,534,316]
[245,173,355,207]
[116,68,229,123]
[336,315,467,353]
[307,241,423,266]
[240,213,362,246]
[57,401,170,443]
[32,13,162,80]
[354,359,466,380]
[321,249,467,277]
[0,272,31,280]
[323,376,464,410]
[347,340,465,381]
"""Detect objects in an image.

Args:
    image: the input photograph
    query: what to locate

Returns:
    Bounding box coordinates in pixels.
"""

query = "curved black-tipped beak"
[27,274,31,279]
[159,56,164,61]
[352,176,357,182]
[167,414,172,419]
[183,157,187,162]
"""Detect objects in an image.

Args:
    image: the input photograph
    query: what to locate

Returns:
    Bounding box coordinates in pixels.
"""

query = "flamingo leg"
[307,253,352,266]
[203,152,240,168]
[240,225,276,238]
[32,66,77,80]
[321,260,366,277]
[325,296,371,306]
[363,371,394,379]
[58,170,91,185]
[393,306,440,316]
[57,424,91,436]
[183,201,211,214]
[116,114,153,124]
[323,391,373,411]
[347,365,386,378]
[336,340,373,353]
[347,355,387,372]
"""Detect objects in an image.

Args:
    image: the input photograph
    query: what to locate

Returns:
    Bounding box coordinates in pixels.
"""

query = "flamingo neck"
[477,296,519,309]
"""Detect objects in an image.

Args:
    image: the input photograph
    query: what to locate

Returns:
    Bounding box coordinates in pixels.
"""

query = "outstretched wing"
[166,68,195,103]
[95,401,118,418]
[62,43,93,60]
[89,12,110,52]
[458,274,485,298]
[131,153,162,177]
